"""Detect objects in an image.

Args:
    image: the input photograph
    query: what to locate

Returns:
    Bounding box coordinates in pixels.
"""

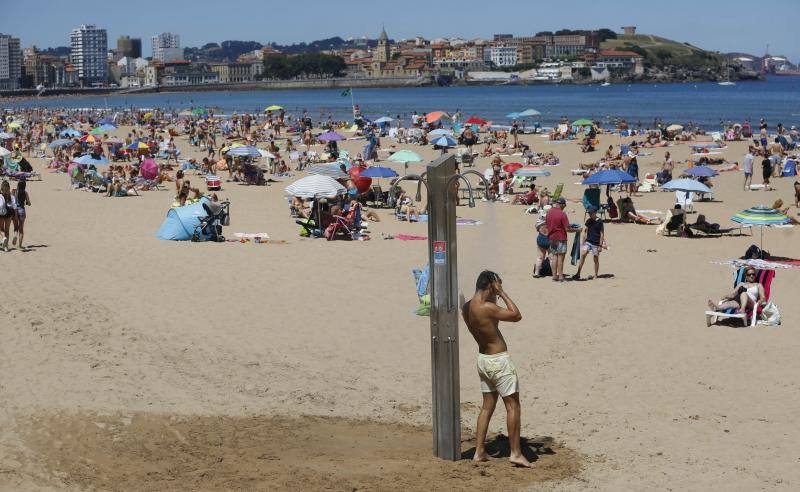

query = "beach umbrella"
[258,149,276,159]
[517,108,541,117]
[96,119,114,125]
[140,158,159,180]
[225,145,261,157]
[90,124,116,135]
[0,132,13,139]
[191,108,208,115]
[307,164,350,179]
[502,162,523,174]
[465,117,488,125]
[220,142,244,153]
[6,122,22,129]
[80,134,98,143]
[572,118,593,127]
[0,147,10,157]
[667,124,684,132]
[73,154,108,166]
[60,128,82,138]
[285,174,346,199]
[48,139,74,149]
[431,135,457,148]
[731,205,792,249]
[128,141,149,150]
[265,105,283,111]
[143,112,154,119]
[428,128,452,137]
[506,112,520,119]
[317,131,346,142]
[426,111,449,124]
[389,149,423,173]
[348,166,372,193]
[661,178,712,194]
[374,116,394,123]
[389,150,423,164]
[683,166,718,178]
[514,166,551,177]
[582,169,636,185]
[360,166,399,178]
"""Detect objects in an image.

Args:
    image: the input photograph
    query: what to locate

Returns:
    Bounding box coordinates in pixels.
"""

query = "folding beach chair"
[550,183,564,202]
[582,187,608,220]
[705,268,775,327]
[675,191,694,213]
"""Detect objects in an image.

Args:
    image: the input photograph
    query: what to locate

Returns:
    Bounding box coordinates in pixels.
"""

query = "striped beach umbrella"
[731,205,791,249]
[307,164,349,179]
[285,174,346,199]
[73,154,109,166]
[225,145,261,157]
[431,135,457,148]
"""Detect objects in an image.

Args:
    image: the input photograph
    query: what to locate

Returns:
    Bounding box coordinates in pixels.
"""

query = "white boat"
[601,82,611,87]
[718,81,736,86]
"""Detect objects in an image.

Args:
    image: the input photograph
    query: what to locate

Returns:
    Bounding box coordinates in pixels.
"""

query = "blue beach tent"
[156,197,212,241]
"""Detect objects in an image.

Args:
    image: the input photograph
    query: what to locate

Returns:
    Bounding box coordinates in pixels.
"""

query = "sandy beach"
[1,120,799,491]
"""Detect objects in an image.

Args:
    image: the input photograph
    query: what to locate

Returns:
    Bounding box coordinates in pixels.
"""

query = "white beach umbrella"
[285,174,346,199]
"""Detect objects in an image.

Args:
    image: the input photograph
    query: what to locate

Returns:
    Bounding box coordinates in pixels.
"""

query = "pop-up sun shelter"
[156,197,213,241]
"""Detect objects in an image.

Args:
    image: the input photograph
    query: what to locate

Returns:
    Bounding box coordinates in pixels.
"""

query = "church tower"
[375,27,389,63]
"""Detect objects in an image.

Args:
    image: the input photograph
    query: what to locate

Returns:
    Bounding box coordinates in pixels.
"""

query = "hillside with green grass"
[601,34,726,68]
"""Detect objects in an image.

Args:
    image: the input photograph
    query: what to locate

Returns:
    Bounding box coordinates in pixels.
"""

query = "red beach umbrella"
[502,162,524,174]
[465,117,488,126]
[348,166,373,194]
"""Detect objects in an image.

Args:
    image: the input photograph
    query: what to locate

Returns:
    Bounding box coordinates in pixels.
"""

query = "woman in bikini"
[708,267,765,314]
[11,179,31,249]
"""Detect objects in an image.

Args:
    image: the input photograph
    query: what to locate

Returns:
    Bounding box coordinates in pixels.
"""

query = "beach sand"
[1,127,799,490]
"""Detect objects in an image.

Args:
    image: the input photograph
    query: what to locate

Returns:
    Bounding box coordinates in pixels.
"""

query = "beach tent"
[156,197,212,241]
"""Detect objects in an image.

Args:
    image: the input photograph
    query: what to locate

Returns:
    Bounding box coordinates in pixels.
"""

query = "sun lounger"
[705,268,775,327]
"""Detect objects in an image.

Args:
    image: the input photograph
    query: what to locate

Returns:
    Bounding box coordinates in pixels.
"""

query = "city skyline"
[4,0,799,62]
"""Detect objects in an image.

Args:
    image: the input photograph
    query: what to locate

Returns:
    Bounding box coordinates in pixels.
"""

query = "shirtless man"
[460,271,530,467]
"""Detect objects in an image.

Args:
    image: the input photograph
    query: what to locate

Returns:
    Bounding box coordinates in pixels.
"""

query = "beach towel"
[395,234,427,241]
[570,229,581,266]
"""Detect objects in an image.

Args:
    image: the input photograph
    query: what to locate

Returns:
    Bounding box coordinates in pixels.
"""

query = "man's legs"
[501,392,531,467]
[593,253,600,278]
[574,248,588,278]
[474,391,498,462]
[556,253,565,280]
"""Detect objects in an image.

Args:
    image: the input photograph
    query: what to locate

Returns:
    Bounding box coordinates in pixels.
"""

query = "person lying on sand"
[461,271,530,468]
[708,267,764,315]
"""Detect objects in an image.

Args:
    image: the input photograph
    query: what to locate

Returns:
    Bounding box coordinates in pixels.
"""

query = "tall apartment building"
[0,33,22,90]
[70,24,108,84]
[151,32,183,62]
[117,35,142,58]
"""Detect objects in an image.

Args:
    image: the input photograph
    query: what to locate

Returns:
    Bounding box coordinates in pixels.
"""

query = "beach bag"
[539,257,552,277]
[759,302,781,326]
[743,244,769,260]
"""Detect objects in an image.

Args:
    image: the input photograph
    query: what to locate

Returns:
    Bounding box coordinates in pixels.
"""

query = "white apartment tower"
[0,33,22,90]
[70,24,108,84]
[151,33,183,62]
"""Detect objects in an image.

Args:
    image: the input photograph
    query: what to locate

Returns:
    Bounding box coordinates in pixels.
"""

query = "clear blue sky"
[4,0,798,62]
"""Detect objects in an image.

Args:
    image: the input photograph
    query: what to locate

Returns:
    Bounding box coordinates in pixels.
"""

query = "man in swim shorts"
[460,271,530,467]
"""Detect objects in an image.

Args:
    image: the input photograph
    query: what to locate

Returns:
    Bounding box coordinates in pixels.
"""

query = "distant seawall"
[0,76,429,100]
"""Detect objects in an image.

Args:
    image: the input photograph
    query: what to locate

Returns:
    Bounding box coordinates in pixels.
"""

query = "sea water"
[6,76,800,131]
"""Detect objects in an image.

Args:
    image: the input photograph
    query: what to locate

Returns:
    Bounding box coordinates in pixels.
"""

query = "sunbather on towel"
[619,197,662,225]
[708,267,764,314]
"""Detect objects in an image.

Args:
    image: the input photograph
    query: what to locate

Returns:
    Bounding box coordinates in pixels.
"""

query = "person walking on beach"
[11,179,30,250]
[573,206,604,280]
[461,271,530,467]
[761,150,773,190]
[743,146,754,191]
[0,180,13,251]
[546,197,582,282]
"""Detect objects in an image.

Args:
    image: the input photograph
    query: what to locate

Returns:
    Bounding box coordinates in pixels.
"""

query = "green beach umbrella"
[389,149,423,174]
[572,118,593,127]
[191,107,209,115]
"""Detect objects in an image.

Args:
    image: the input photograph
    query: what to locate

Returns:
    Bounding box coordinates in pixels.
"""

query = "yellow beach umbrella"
[143,112,154,119]
[265,105,283,111]
[7,121,22,129]
[220,142,244,153]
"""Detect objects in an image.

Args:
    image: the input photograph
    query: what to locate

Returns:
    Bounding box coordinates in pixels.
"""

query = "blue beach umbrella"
[48,139,74,148]
[581,169,636,185]
[60,128,82,138]
[683,166,718,177]
[431,135,457,147]
[517,108,541,117]
[506,112,520,119]
[73,154,109,166]
[661,178,712,193]
[428,128,453,137]
[374,116,394,124]
[360,166,399,178]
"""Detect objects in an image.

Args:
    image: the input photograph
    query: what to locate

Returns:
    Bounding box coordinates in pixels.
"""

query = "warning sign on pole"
[433,241,446,265]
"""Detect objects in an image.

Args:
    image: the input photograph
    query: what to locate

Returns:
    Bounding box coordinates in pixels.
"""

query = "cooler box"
[206,175,221,190]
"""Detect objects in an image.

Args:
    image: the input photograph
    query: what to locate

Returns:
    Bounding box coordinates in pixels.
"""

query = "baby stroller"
[192,199,230,242]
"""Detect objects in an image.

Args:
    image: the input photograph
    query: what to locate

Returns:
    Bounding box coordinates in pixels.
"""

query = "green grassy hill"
[601,34,725,68]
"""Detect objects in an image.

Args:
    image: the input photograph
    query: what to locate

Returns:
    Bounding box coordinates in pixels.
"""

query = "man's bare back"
[461,271,530,467]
